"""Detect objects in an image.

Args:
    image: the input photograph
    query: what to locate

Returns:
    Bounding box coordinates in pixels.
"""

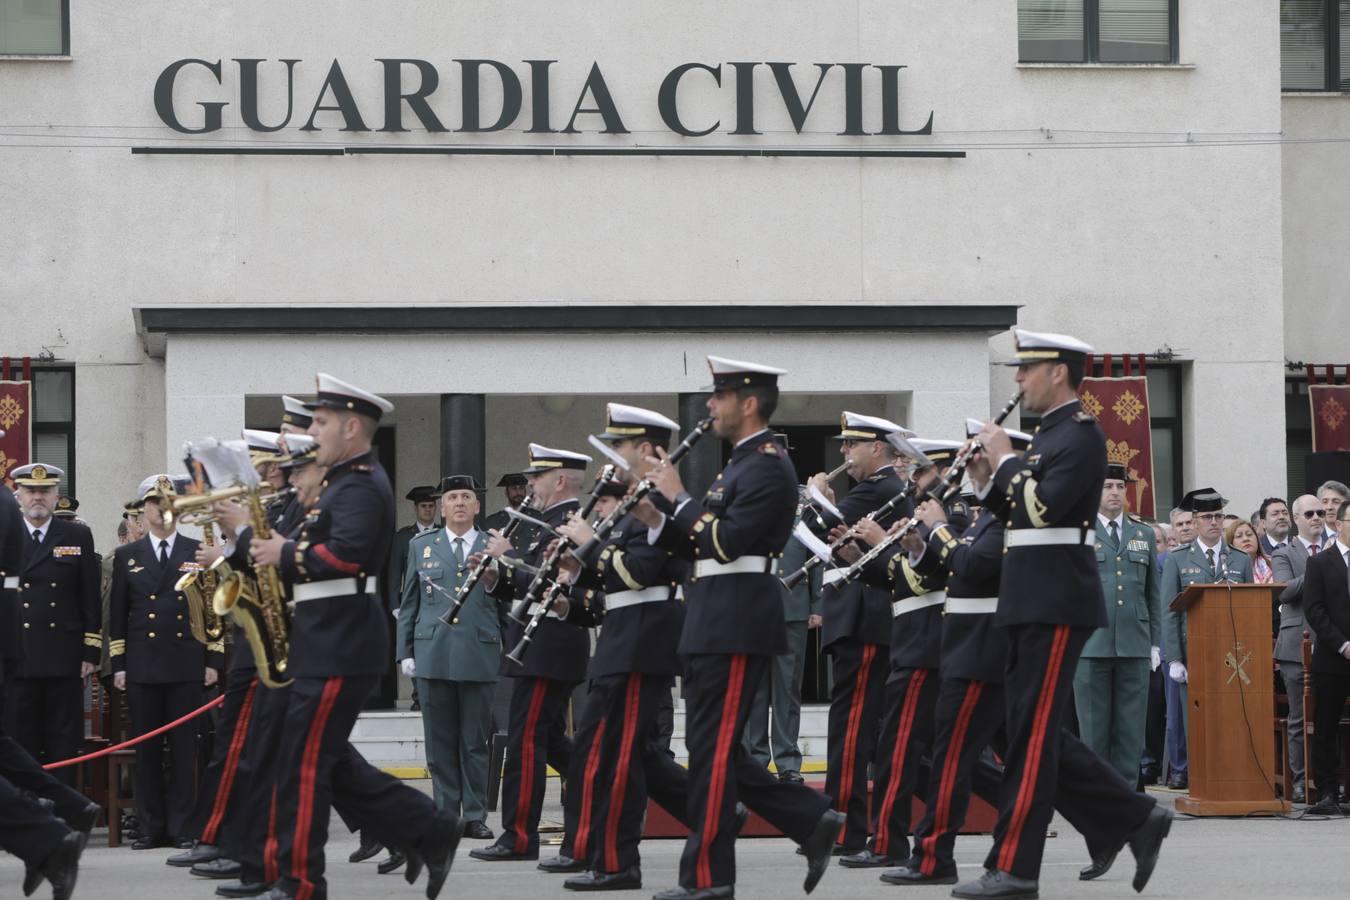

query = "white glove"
[400,658,416,678]
[1150,647,1161,672]
[1168,660,1187,684]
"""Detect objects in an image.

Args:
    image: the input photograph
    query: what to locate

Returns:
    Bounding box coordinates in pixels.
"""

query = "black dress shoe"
[878,865,958,885]
[169,841,221,867]
[1078,848,1119,881]
[1126,805,1173,893]
[34,831,84,900]
[70,802,100,838]
[192,857,244,879]
[419,814,466,899]
[377,850,407,874]
[1139,766,1160,787]
[540,854,586,873]
[839,849,905,868]
[778,769,805,784]
[257,888,296,900]
[800,808,846,895]
[410,699,422,712]
[1307,795,1344,815]
[132,835,169,850]
[1164,772,1188,790]
[652,886,734,900]
[470,842,538,862]
[464,820,495,840]
[951,869,1039,898]
[564,866,642,891]
[1291,786,1306,804]
[215,880,270,899]
[349,829,383,863]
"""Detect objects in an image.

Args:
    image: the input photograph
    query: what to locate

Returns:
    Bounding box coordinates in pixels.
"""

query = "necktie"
[1205,547,1215,571]
[31,529,41,544]
[1310,542,1320,556]
[452,538,465,568]
[159,540,169,565]
[1109,520,1119,546]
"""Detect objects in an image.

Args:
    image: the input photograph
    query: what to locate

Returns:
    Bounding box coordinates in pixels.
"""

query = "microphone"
[1218,548,1232,583]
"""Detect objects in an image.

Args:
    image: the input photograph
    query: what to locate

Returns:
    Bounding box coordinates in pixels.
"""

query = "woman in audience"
[1226,518,1274,583]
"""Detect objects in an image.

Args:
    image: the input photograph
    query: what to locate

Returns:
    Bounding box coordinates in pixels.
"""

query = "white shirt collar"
[1337,539,1350,559]
[1196,537,1222,556]
[1098,512,1124,533]
[445,525,478,548]
[1299,534,1322,552]
[416,521,438,533]
[150,530,178,556]
[25,519,51,541]
[735,428,772,448]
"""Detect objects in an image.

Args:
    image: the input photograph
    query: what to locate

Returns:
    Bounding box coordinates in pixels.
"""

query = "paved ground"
[6,783,1348,899]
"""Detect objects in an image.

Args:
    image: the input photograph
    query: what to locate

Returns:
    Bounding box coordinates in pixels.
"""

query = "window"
[30,365,76,496]
[1281,1,1350,91]
[0,0,68,55]
[1018,0,1178,64]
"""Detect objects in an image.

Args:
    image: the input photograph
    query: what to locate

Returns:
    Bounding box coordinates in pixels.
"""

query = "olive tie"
[1109,520,1119,546]
[453,538,465,568]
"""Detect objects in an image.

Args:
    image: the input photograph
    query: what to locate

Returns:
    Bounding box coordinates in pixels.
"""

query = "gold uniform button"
[50,582,57,588]
[1118,600,1125,606]
[148,632,156,638]
[50,622,56,628]
[23,623,29,629]
[149,594,157,600]
[177,614,184,621]
[148,613,156,619]
[177,632,183,638]
[23,583,30,589]
[1117,585,1124,591]
[22,602,29,608]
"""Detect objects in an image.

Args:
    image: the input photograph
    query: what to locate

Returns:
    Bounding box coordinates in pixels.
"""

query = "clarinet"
[439,487,539,628]
[833,390,1025,585]
[781,476,920,591]
[571,418,714,562]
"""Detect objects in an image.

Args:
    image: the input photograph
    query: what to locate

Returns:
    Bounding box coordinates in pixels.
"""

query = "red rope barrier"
[42,694,225,770]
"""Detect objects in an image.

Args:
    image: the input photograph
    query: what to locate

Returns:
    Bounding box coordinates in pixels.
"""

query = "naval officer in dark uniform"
[7,463,100,782]
[954,330,1171,899]
[644,356,843,900]
[244,373,463,900]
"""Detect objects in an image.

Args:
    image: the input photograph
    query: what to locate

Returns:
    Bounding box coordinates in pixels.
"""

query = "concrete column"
[440,393,486,489]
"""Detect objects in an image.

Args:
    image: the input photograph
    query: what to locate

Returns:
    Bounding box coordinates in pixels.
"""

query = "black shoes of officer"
[564,865,642,891]
[464,820,494,840]
[1307,794,1345,815]
[470,841,539,861]
[215,878,270,898]
[1164,771,1188,790]
[24,830,84,900]
[839,848,905,868]
[169,840,221,867]
[1126,805,1173,892]
[1138,765,1160,787]
[192,857,243,879]
[132,835,170,850]
[1078,848,1118,881]
[415,813,465,900]
[801,808,846,894]
[878,865,958,885]
[349,829,384,863]
[652,886,734,900]
[951,868,1039,898]
[71,802,100,839]
[540,854,586,873]
[778,769,805,785]
[377,850,408,874]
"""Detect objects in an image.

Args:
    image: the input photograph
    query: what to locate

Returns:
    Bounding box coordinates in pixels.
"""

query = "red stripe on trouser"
[292,676,344,900]
[835,644,877,841]
[513,679,549,853]
[919,681,984,875]
[603,674,643,873]
[264,789,279,883]
[696,655,746,890]
[996,626,1069,873]
[201,679,259,844]
[873,669,929,856]
[573,718,608,861]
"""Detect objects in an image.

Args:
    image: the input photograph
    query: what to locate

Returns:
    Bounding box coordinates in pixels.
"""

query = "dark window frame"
[1281,0,1347,92]
[1019,0,1180,65]
[0,0,70,56]
[28,362,77,497]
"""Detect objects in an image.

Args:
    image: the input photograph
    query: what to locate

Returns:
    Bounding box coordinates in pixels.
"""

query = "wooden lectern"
[1169,583,1290,816]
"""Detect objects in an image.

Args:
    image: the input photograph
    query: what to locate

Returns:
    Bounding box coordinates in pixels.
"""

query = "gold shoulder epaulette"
[1074,411,1096,423]
[758,442,778,455]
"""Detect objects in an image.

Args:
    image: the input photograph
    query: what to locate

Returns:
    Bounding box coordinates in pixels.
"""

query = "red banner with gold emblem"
[1078,376,1155,519]
[1310,384,1350,452]
[0,381,32,489]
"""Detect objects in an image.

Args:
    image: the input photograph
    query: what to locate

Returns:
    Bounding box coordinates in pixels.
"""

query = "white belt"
[606,585,679,611]
[2,576,17,590]
[945,596,998,615]
[822,568,847,587]
[526,602,562,620]
[893,591,946,618]
[1005,528,1093,548]
[694,556,778,578]
[293,578,366,603]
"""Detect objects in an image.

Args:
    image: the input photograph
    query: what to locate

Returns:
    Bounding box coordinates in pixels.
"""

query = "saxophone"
[212,487,292,688]
[177,520,224,645]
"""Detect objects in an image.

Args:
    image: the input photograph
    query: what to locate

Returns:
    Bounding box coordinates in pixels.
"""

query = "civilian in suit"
[1160,489,1253,791]
[1257,497,1291,557]
[109,474,219,849]
[6,464,100,783]
[1299,501,1350,812]
[1269,494,1332,804]
[742,494,821,785]
[398,476,499,839]
[1319,481,1349,543]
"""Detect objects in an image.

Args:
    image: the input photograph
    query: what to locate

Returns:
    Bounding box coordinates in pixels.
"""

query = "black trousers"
[560,673,690,873]
[127,679,203,841]
[493,675,575,856]
[186,669,259,846]
[225,680,290,883]
[272,674,452,900]
[1311,670,1350,801]
[867,666,940,859]
[984,625,1153,880]
[679,653,831,890]
[1141,664,1166,777]
[6,676,84,784]
[824,639,889,850]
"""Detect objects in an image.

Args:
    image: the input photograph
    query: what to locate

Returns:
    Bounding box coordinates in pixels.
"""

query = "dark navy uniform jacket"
[0,490,25,672]
[816,466,911,649]
[983,399,1108,630]
[15,516,100,678]
[914,509,1008,684]
[278,451,395,678]
[493,498,591,684]
[569,513,687,679]
[109,532,219,683]
[655,430,795,657]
